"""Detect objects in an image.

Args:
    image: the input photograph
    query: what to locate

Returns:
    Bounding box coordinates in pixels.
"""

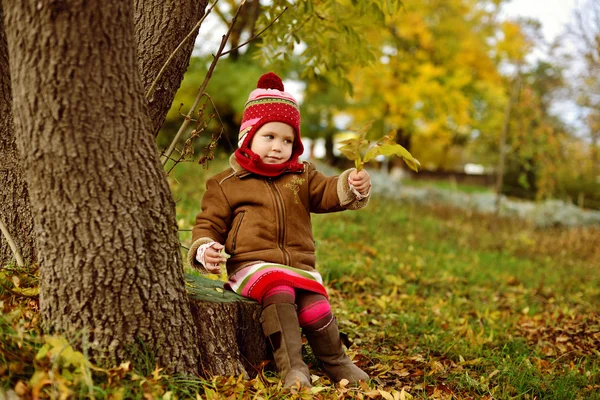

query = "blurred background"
[159,0,600,220]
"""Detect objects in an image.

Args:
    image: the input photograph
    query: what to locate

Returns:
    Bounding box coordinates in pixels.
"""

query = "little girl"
[188,72,370,389]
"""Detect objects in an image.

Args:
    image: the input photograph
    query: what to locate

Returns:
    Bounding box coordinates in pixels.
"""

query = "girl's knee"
[261,285,296,307]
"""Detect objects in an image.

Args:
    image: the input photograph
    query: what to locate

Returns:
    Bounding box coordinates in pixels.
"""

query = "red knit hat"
[234,72,304,177]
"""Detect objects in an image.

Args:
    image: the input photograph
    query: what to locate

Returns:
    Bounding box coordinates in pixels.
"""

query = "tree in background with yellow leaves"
[345,0,514,171]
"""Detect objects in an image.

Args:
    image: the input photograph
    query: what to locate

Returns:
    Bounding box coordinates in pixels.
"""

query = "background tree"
[300,74,348,164]
[345,0,510,171]
[2,0,199,373]
[567,0,600,177]
[500,60,569,200]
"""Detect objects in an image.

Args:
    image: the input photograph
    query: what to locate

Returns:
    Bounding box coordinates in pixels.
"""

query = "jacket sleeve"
[307,163,370,213]
[187,177,233,270]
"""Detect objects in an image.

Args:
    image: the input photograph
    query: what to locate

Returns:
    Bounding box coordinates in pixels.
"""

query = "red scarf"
[234,147,304,177]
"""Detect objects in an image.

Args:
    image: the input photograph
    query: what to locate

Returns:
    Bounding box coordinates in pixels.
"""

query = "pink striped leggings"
[262,285,332,331]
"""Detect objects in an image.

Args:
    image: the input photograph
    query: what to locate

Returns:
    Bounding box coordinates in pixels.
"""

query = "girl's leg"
[296,290,369,384]
[262,284,296,307]
[296,291,333,331]
[259,285,311,389]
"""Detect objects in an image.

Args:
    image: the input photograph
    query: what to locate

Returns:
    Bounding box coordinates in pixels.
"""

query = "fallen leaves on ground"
[2,201,599,398]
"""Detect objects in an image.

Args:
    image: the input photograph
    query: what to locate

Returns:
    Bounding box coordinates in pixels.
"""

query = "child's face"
[250,122,295,164]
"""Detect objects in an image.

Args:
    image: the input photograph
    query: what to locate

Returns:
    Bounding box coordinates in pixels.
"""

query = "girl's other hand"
[204,243,227,273]
[349,169,371,195]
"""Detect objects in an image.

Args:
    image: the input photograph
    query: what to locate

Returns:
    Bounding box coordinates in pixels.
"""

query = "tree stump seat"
[185,274,268,378]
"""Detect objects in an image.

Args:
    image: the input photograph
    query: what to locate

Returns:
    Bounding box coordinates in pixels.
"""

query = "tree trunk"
[592,134,599,179]
[0,6,36,266]
[186,275,267,378]
[496,75,521,214]
[1,0,207,267]
[2,0,199,374]
[134,0,208,137]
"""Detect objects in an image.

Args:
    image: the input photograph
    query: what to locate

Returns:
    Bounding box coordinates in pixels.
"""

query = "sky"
[500,0,578,44]
[501,0,586,133]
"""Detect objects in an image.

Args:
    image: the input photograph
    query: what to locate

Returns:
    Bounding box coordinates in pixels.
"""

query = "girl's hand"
[349,169,371,195]
[204,243,227,273]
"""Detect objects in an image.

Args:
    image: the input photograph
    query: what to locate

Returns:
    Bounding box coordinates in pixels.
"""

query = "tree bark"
[133,0,208,137]
[1,0,207,266]
[0,5,36,266]
[2,0,199,374]
[186,275,267,378]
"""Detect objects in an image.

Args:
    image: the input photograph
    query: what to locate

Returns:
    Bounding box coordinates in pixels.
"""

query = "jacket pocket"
[230,211,245,253]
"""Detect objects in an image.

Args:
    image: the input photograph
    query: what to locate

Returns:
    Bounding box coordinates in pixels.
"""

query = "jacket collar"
[229,154,252,178]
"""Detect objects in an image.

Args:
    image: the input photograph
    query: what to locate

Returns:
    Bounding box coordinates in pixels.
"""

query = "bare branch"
[220,7,288,57]
[203,93,231,149]
[160,1,289,169]
[161,0,247,166]
[0,217,24,267]
[145,0,219,100]
[165,94,227,175]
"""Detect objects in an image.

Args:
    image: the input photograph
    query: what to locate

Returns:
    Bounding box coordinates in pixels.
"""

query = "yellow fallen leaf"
[399,388,414,400]
[556,335,569,343]
[488,369,500,379]
[310,386,328,394]
[14,380,28,397]
[152,366,165,380]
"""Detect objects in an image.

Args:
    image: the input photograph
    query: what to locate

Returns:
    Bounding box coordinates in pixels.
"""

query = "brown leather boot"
[304,317,368,383]
[260,303,311,389]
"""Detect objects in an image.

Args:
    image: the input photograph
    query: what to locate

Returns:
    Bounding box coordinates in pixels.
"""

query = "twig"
[198,92,232,154]
[0,217,24,267]
[145,1,219,101]
[212,2,230,25]
[288,14,313,36]
[550,350,576,365]
[161,1,284,168]
[161,0,247,166]
[220,7,288,57]
[165,96,221,175]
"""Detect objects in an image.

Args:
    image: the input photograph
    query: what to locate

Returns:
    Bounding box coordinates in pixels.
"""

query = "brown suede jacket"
[188,155,370,276]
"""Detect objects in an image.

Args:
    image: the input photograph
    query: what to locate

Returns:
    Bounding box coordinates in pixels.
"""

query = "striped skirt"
[225,262,328,303]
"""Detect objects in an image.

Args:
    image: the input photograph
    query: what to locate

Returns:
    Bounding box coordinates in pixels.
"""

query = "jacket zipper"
[231,211,245,253]
[267,179,291,265]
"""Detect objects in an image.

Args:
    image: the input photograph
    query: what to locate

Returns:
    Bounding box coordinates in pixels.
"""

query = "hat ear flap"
[239,122,262,149]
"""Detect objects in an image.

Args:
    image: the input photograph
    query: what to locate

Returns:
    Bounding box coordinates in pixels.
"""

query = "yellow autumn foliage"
[343,0,530,170]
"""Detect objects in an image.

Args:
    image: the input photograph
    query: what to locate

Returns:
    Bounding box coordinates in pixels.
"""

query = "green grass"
[401,178,493,194]
[2,161,599,399]
[310,198,599,398]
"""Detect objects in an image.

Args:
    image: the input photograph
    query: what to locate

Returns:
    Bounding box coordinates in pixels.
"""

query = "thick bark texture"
[0,6,36,266]
[133,0,208,136]
[186,275,267,378]
[2,0,199,373]
[1,0,208,266]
